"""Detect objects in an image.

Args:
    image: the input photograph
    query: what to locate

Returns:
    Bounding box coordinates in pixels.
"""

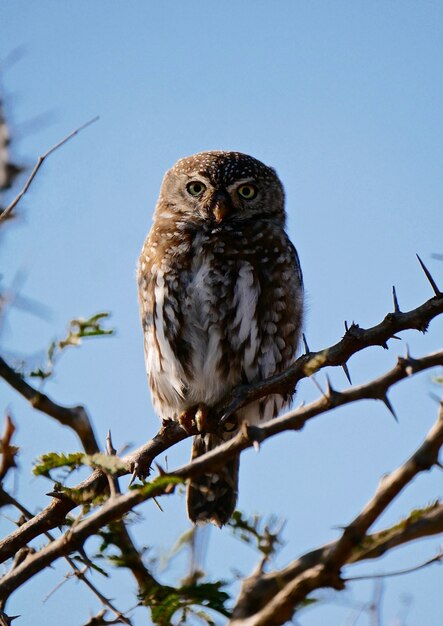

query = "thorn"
[106,429,116,456]
[128,467,138,487]
[325,374,335,397]
[435,461,443,472]
[152,496,164,512]
[416,254,442,297]
[0,615,20,625]
[391,335,401,341]
[342,363,352,385]
[344,320,349,333]
[311,375,327,399]
[155,462,166,475]
[381,394,398,422]
[302,333,310,354]
[46,491,71,501]
[392,285,400,313]
[246,425,263,451]
[398,355,415,376]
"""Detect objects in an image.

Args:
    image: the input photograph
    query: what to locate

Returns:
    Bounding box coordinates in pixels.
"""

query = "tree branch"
[0,356,100,454]
[0,116,99,224]
[230,501,443,621]
[0,351,442,602]
[229,400,443,626]
[216,281,443,424]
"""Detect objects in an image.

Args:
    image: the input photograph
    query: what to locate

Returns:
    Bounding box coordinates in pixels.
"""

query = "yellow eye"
[237,184,257,200]
[187,181,206,197]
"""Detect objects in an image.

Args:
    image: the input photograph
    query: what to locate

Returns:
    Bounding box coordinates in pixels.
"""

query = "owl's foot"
[195,404,208,432]
[178,404,208,434]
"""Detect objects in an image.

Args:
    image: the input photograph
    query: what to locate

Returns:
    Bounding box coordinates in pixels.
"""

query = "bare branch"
[0,356,99,453]
[231,502,443,624]
[229,401,443,626]
[0,116,99,223]
[345,550,443,582]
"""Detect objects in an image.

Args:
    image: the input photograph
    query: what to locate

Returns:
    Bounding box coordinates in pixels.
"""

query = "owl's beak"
[211,192,231,223]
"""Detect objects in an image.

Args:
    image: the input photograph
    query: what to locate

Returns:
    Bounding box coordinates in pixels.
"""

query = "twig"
[345,550,443,582]
[0,116,99,223]
[0,357,99,453]
[0,489,131,623]
[368,579,383,626]
[0,414,17,481]
[232,502,443,622]
[82,610,125,626]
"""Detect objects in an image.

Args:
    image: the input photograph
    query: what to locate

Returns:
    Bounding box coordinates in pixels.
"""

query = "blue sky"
[1,2,443,625]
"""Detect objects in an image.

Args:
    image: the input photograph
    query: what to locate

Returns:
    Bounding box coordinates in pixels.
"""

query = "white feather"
[150,271,185,405]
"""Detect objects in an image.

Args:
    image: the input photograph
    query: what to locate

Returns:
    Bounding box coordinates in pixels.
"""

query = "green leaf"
[143,580,231,625]
[26,311,114,380]
[33,452,85,477]
[132,474,184,497]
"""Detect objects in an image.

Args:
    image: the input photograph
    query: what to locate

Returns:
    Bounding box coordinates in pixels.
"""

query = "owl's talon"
[178,408,198,434]
[219,414,238,436]
[129,457,152,483]
[179,404,209,434]
[195,404,208,433]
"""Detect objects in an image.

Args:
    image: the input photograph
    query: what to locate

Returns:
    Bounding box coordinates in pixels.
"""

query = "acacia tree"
[1,98,443,626]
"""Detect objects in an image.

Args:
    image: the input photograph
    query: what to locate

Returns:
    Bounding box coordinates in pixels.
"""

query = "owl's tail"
[187,433,239,527]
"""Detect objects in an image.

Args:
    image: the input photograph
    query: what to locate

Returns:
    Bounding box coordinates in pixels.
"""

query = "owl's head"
[156,151,285,226]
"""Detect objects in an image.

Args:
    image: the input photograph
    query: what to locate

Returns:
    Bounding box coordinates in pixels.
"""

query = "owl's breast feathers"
[138,218,303,420]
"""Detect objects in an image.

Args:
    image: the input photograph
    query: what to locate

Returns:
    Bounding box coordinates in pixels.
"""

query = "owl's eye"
[237,184,257,200]
[187,181,206,197]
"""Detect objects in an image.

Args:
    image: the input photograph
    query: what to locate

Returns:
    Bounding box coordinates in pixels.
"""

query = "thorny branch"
[0,488,132,622]
[0,350,442,605]
[1,274,442,473]
[0,255,442,619]
[216,262,443,424]
[228,399,443,626]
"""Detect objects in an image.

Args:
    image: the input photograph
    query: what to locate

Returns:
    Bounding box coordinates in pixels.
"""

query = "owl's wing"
[138,236,195,417]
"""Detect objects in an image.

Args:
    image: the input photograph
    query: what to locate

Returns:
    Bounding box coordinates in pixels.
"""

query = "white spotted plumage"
[138,151,303,525]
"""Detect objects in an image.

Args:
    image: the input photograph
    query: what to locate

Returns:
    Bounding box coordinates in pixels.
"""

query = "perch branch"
[0,350,442,601]
[216,274,443,423]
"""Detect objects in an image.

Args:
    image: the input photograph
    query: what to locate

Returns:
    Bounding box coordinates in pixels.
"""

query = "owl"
[138,151,303,526]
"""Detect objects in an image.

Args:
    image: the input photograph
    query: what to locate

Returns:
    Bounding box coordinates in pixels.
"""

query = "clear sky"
[1,2,443,625]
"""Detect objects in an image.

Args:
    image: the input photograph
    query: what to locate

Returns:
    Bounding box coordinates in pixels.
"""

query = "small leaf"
[33,452,85,477]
